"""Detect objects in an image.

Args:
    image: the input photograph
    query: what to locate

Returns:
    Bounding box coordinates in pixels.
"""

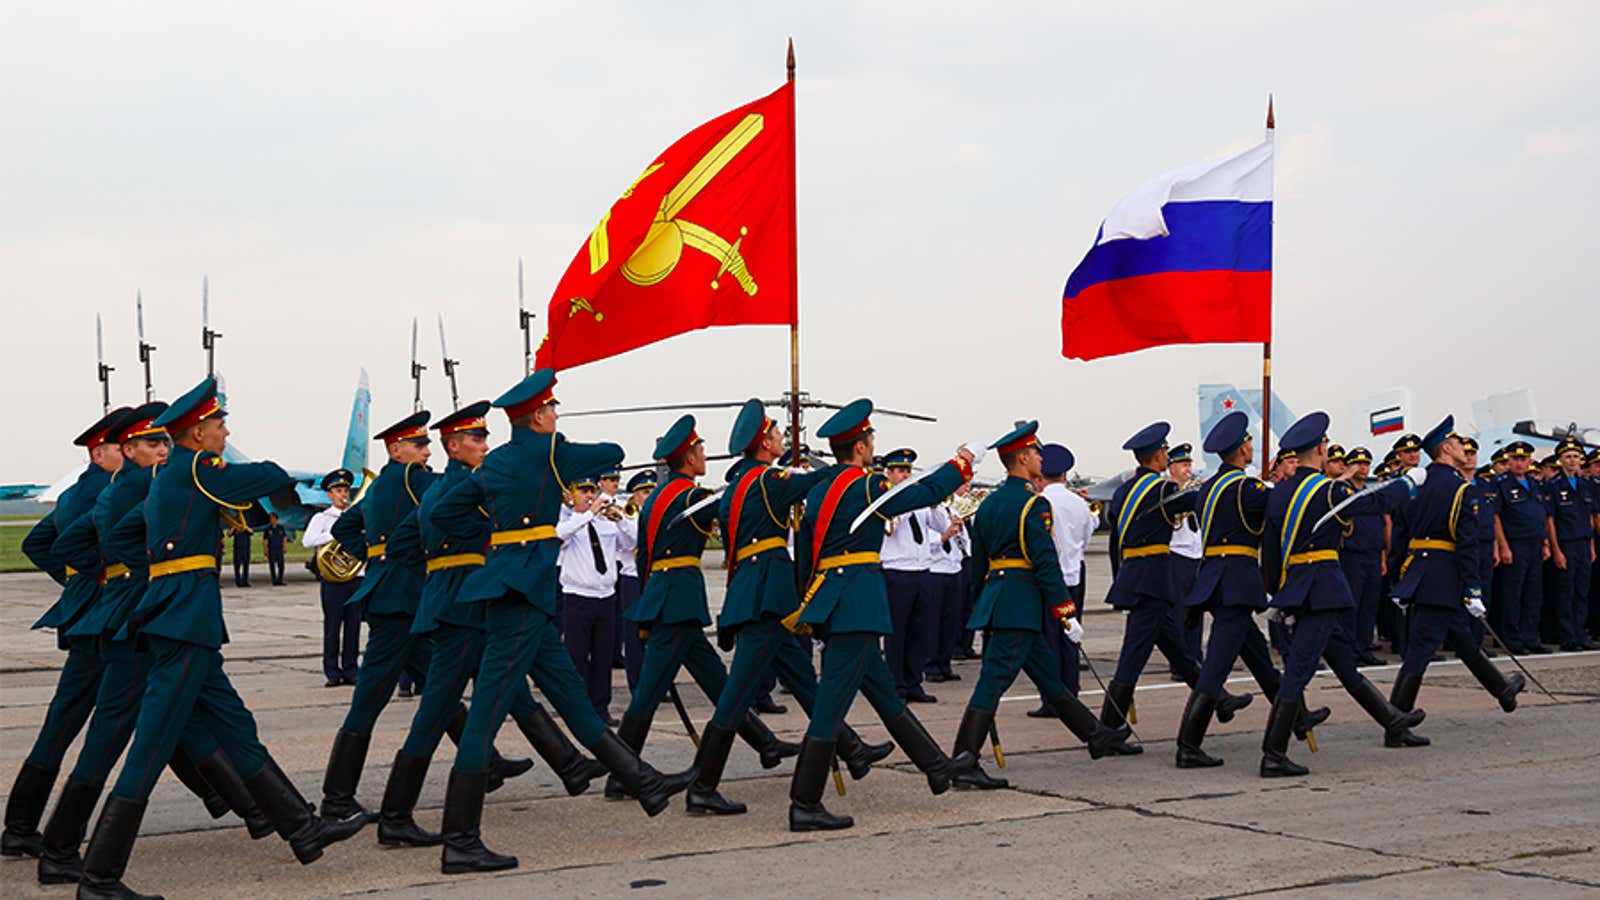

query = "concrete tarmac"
[2,560,1597,898]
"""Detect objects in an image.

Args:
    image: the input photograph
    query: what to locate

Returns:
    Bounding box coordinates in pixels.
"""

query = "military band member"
[595,468,629,678]
[784,400,975,832]
[1339,447,1387,665]
[1028,444,1094,717]
[1493,442,1548,654]
[303,470,363,686]
[950,423,1131,791]
[1542,439,1598,651]
[374,402,602,850]
[264,513,287,586]
[1259,412,1424,776]
[3,406,129,860]
[609,414,797,804]
[77,378,365,899]
[428,370,693,874]
[1166,442,1204,678]
[683,400,892,816]
[558,473,621,720]
[1386,418,1526,747]
[924,484,970,684]
[618,470,654,690]
[1100,422,1248,756]
[880,448,939,702]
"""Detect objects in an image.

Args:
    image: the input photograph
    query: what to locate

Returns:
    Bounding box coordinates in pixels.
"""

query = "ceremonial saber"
[1310,480,1387,534]
[988,720,1006,769]
[1081,652,1141,743]
[831,757,846,796]
[668,488,725,529]
[666,684,700,748]
[1480,619,1562,705]
[849,467,936,533]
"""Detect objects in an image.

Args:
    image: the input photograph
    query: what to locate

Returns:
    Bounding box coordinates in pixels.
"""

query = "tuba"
[314,467,377,583]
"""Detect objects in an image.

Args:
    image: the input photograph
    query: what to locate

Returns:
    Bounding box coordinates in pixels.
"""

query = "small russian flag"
[1370,406,1404,435]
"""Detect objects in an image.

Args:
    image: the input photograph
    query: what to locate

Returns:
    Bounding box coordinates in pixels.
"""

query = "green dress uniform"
[425,370,692,875]
[610,414,797,809]
[785,399,973,833]
[950,422,1131,792]
[373,403,598,850]
[2,407,127,861]
[682,400,894,816]
[76,378,365,900]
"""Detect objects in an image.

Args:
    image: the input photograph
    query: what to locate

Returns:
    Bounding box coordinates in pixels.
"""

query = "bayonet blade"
[411,317,419,362]
[96,313,105,365]
[437,313,450,358]
[517,257,525,311]
[136,291,145,340]
[202,276,209,328]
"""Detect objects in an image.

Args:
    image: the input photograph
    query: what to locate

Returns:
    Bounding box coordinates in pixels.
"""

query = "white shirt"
[303,506,345,549]
[557,507,619,598]
[1041,482,1095,587]
[881,508,934,572]
[603,490,639,577]
[1170,511,1203,559]
[924,505,967,574]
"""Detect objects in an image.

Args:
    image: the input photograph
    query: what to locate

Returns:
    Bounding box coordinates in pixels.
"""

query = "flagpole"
[786,38,802,453]
[1261,95,1275,473]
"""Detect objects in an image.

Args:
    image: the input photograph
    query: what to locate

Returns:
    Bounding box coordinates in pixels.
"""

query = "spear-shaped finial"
[787,37,795,83]
[1266,94,1275,130]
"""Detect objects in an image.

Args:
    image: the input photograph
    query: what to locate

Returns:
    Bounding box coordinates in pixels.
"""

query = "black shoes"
[754,696,789,715]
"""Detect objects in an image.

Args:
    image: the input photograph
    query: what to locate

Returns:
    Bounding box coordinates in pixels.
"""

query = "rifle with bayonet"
[438,314,460,411]
[137,290,156,401]
[95,313,114,413]
[410,317,427,413]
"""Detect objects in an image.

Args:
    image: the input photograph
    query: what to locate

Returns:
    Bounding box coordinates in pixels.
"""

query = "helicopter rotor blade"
[562,400,750,418]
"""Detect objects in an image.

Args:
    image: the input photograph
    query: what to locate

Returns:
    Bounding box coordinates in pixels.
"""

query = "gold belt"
[649,556,701,573]
[489,526,558,546]
[1408,539,1456,552]
[1287,549,1340,566]
[426,553,485,573]
[1122,545,1169,560]
[815,551,881,571]
[150,555,218,578]
[783,552,883,638]
[103,563,131,581]
[734,537,788,562]
[1205,545,1260,560]
[987,558,1030,572]
[366,543,387,560]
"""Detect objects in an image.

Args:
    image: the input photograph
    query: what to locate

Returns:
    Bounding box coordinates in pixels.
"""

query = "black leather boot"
[442,706,522,794]
[1098,682,1143,755]
[193,749,273,839]
[438,769,515,874]
[2,761,56,858]
[246,756,366,865]
[836,725,894,780]
[736,711,801,769]
[1259,697,1309,778]
[514,703,607,796]
[685,722,746,815]
[1215,688,1253,724]
[1057,692,1133,759]
[319,730,377,824]
[76,795,160,900]
[1175,692,1224,768]
[949,708,1007,790]
[37,778,101,884]
[1463,649,1525,712]
[1371,674,1430,747]
[1253,669,1329,742]
[787,737,852,832]
[884,709,963,795]
[377,752,441,848]
[602,714,650,801]
[166,750,227,819]
[587,732,696,818]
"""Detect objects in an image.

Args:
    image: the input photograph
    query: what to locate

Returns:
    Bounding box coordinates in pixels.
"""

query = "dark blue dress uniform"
[231,525,252,587]
[1541,440,1599,649]
[2,407,127,861]
[264,521,287,585]
[1387,418,1526,745]
[613,414,797,807]
[683,400,890,816]
[427,370,692,875]
[1100,422,1214,736]
[1174,411,1316,769]
[949,423,1130,792]
[1494,442,1550,652]
[77,378,365,900]
[319,410,442,824]
[1257,412,1423,777]
[784,399,973,834]
[372,402,594,849]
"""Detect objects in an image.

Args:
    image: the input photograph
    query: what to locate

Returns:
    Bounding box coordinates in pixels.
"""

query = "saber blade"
[668,487,725,529]
[1481,618,1562,704]
[849,467,935,534]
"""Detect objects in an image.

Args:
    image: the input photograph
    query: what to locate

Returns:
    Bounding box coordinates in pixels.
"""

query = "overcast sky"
[3,1,1595,485]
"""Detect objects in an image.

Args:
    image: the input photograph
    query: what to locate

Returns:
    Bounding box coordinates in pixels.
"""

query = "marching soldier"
[35,403,271,885]
[949,422,1131,791]
[1174,412,1329,769]
[263,513,287,586]
[1259,411,1424,776]
[880,448,939,703]
[1542,439,1598,651]
[1339,447,1387,665]
[618,470,654,691]
[683,400,892,816]
[303,470,363,686]
[783,400,976,832]
[1099,422,1248,756]
[427,370,693,874]
[1387,417,1526,746]
[3,406,128,860]
[77,377,366,899]
[609,414,798,804]
[1493,442,1548,654]
[374,402,605,849]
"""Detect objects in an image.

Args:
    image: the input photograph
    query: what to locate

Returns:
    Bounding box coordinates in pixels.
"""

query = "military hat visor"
[153,378,225,436]
[116,402,170,443]
[1203,411,1249,456]
[818,398,874,444]
[1280,411,1331,454]
[1420,416,1456,454]
[494,368,560,420]
[75,406,135,449]
[1123,421,1171,456]
[434,400,492,437]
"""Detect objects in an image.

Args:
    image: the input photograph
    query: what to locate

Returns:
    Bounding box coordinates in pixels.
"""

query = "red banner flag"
[536,83,796,371]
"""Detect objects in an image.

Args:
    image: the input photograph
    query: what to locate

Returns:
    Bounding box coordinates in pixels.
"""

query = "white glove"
[1264,607,1284,623]
[1064,618,1084,645]
[1392,594,1406,609]
[1405,466,1428,488]
[961,440,988,467]
[1465,595,1486,619]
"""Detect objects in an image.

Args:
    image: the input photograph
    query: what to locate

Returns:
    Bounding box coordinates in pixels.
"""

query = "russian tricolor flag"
[1061,134,1273,360]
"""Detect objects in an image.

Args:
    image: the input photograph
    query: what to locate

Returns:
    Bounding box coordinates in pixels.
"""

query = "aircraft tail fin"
[1197,383,1297,470]
[340,369,371,478]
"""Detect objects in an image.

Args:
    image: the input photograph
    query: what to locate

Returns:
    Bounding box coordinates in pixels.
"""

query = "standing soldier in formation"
[949,422,1131,791]
[263,513,287,586]
[1492,442,1548,654]
[1543,439,1598,651]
